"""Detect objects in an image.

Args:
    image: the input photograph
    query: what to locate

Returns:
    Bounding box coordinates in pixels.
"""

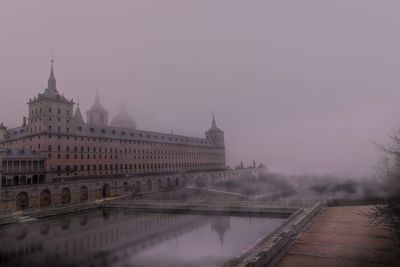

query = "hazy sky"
[1,1,400,175]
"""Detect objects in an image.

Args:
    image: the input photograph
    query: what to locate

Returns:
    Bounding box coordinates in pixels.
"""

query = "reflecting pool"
[0,209,288,267]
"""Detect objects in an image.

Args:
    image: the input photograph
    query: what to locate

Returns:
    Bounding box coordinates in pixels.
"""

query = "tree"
[367,133,400,245]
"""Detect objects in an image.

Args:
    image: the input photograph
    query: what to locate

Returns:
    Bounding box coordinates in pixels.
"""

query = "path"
[275,206,399,267]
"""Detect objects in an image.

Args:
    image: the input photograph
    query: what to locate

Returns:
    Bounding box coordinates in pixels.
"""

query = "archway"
[40,190,51,207]
[60,188,71,204]
[102,184,110,198]
[147,180,152,192]
[79,186,88,202]
[13,176,19,186]
[16,192,29,210]
[134,181,141,193]
[157,179,162,190]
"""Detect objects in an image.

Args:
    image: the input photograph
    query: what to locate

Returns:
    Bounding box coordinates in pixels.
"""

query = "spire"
[212,111,217,128]
[95,88,100,105]
[48,58,56,90]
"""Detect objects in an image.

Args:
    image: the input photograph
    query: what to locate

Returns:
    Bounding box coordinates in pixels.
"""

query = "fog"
[1,1,400,175]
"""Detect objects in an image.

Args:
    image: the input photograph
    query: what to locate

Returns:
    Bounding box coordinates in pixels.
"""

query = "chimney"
[23,116,27,126]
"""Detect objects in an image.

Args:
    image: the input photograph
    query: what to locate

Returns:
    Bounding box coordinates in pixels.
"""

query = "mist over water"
[1,1,400,175]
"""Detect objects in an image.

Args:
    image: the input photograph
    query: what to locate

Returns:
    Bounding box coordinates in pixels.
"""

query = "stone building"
[0,148,46,188]
[0,60,226,183]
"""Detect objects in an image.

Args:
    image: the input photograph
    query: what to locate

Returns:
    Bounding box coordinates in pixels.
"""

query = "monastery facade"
[0,60,226,186]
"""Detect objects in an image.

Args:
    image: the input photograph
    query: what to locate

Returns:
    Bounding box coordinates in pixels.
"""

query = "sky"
[1,0,400,176]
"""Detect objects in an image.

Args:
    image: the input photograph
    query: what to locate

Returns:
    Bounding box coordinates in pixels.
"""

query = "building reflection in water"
[0,209,287,267]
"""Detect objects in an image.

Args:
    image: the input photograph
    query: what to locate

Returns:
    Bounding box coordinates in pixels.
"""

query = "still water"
[0,209,288,267]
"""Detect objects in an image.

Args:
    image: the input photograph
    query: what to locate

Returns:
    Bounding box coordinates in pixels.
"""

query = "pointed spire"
[48,58,57,90]
[212,111,217,128]
[95,88,100,104]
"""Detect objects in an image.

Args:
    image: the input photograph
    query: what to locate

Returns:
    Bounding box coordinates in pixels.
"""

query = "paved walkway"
[275,206,399,267]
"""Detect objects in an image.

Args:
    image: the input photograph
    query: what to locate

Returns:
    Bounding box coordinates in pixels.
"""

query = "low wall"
[222,201,326,267]
[0,168,258,212]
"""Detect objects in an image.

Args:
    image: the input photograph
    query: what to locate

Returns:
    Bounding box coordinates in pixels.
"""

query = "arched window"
[157,179,162,190]
[40,190,51,207]
[175,177,180,187]
[147,180,152,192]
[134,181,141,193]
[61,188,71,204]
[16,192,29,210]
[79,186,88,201]
[102,184,110,198]
[13,176,20,186]
[32,175,38,184]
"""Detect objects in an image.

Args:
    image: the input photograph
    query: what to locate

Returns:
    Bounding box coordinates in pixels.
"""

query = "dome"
[110,104,137,129]
[87,92,108,113]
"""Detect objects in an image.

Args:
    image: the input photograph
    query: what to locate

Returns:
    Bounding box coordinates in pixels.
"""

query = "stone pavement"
[275,206,399,267]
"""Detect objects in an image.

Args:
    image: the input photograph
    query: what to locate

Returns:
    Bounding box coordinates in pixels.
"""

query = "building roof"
[73,105,85,124]
[28,60,73,105]
[110,104,137,129]
[207,113,223,134]
[87,91,108,113]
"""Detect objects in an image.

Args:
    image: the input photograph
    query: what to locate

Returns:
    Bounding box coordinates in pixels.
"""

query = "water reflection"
[0,209,288,267]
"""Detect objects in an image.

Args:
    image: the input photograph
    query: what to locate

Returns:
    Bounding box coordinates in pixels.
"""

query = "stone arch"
[16,192,29,210]
[122,181,129,192]
[40,189,51,207]
[20,176,27,185]
[32,175,38,184]
[157,179,162,190]
[134,181,141,193]
[102,184,110,198]
[175,177,180,187]
[60,187,71,204]
[13,176,19,186]
[79,186,89,202]
[39,175,45,183]
[147,180,152,192]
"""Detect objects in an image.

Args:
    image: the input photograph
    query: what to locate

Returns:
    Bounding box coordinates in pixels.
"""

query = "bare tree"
[367,133,400,245]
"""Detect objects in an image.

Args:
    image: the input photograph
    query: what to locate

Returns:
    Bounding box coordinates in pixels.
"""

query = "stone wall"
[0,168,258,212]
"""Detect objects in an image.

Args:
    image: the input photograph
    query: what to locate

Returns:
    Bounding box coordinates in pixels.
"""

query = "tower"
[86,91,109,125]
[27,59,74,135]
[205,113,225,148]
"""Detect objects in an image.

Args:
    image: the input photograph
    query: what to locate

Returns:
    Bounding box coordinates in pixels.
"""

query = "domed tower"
[205,113,225,148]
[86,91,109,125]
[110,104,137,129]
